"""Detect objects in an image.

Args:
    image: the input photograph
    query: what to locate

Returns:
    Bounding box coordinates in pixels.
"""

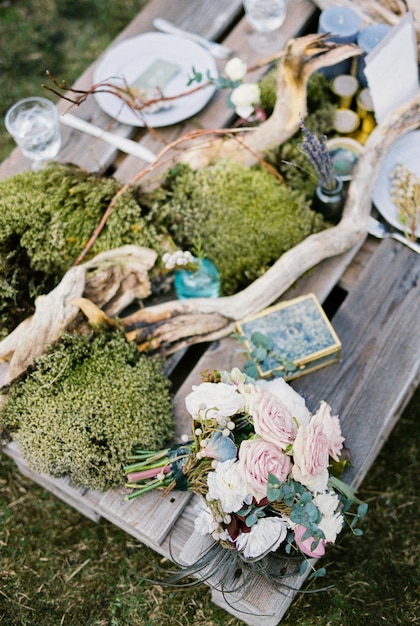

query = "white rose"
[235,517,288,558]
[230,83,260,119]
[224,57,248,81]
[185,382,244,421]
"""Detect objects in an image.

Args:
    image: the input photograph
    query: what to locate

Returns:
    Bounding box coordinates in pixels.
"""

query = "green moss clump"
[0,331,174,491]
[146,160,325,295]
[0,163,162,338]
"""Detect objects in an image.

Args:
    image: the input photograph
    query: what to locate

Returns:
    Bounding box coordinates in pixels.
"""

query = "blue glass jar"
[174,257,220,299]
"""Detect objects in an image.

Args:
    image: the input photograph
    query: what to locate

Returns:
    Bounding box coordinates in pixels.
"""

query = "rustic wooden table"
[1,1,419,624]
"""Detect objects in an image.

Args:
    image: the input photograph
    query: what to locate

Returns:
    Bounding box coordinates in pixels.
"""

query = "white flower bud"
[225,57,247,81]
[230,83,260,119]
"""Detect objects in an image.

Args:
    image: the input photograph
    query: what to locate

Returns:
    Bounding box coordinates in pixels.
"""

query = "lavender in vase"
[300,124,345,224]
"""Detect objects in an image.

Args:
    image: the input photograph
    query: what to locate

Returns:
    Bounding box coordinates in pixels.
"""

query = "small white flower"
[207,459,251,513]
[318,511,344,543]
[225,57,248,81]
[162,249,195,270]
[193,501,218,535]
[313,492,340,518]
[230,83,260,119]
[181,433,189,442]
[235,517,288,558]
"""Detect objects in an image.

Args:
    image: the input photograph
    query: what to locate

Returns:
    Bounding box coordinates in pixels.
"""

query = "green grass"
[0,0,149,162]
[0,2,419,624]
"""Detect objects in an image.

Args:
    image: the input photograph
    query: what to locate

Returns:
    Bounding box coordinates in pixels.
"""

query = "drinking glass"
[5,97,61,169]
[243,0,288,52]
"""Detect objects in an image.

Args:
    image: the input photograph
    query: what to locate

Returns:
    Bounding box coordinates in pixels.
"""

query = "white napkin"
[364,12,419,124]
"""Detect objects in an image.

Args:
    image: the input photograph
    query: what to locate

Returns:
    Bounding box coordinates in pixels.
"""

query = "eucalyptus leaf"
[357,502,368,518]
[251,331,274,350]
[250,346,268,362]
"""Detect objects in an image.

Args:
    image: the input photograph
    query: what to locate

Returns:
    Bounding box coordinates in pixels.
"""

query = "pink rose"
[237,438,291,503]
[249,387,297,450]
[292,421,330,493]
[294,524,326,558]
[311,401,344,461]
[259,378,310,427]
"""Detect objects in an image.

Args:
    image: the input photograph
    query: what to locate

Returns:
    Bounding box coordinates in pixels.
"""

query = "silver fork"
[367,216,420,254]
[153,18,234,59]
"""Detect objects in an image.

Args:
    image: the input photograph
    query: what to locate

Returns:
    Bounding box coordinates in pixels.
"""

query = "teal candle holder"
[174,257,220,299]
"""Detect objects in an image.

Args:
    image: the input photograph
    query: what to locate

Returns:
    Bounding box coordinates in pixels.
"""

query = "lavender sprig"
[300,124,337,191]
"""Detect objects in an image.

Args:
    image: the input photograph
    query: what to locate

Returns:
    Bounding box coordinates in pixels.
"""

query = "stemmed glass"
[243,0,288,53]
[5,97,62,170]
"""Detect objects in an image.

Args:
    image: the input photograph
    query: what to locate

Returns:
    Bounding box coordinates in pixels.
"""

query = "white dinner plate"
[93,32,218,127]
[372,131,420,238]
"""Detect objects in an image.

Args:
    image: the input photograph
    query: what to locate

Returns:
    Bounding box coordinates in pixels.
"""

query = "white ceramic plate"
[372,131,420,238]
[93,32,218,127]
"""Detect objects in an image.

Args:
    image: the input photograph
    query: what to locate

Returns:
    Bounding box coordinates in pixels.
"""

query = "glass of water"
[243,0,288,52]
[5,97,61,169]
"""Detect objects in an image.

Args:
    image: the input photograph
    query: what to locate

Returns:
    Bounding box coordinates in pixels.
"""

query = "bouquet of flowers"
[124,368,367,582]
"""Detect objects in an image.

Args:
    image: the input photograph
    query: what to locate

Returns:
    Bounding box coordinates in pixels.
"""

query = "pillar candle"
[318,7,361,78]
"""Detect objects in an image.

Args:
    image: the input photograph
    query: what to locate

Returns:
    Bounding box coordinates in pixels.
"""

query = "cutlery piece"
[367,216,420,254]
[59,113,157,163]
[153,18,233,59]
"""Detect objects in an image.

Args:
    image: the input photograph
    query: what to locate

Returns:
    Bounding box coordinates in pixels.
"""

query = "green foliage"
[146,160,326,295]
[0,163,162,338]
[234,330,297,379]
[0,330,174,491]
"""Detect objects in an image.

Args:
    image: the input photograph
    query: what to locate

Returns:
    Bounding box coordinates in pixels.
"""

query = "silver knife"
[153,18,233,59]
[59,113,157,163]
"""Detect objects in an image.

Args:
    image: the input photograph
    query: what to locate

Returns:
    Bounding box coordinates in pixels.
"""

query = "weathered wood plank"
[3,442,103,523]
[97,488,192,546]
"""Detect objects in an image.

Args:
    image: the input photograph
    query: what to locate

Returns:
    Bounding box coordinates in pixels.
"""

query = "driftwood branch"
[179,34,362,169]
[119,92,420,355]
[0,246,156,385]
